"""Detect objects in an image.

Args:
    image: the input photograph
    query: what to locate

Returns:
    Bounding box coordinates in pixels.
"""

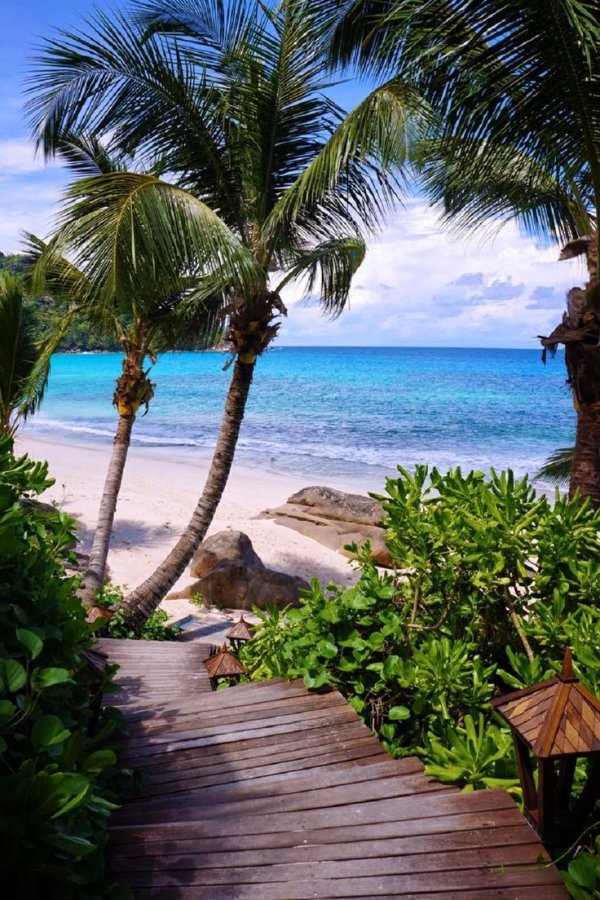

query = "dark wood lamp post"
[204,644,248,690]
[225,614,254,653]
[492,650,600,845]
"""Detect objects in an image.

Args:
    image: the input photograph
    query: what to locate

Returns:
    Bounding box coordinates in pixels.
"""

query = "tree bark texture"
[82,413,135,606]
[543,235,600,505]
[569,400,600,506]
[117,358,255,627]
[563,335,600,507]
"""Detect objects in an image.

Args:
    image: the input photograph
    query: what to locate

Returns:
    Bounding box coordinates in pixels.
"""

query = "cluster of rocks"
[167,530,309,609]
[258,485,391,567]
[167,486,390,610]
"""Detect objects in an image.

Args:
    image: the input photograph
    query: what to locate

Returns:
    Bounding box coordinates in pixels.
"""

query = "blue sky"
[1,0,584,348]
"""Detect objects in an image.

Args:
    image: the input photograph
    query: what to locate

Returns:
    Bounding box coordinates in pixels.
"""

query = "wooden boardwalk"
[98,638,568,899]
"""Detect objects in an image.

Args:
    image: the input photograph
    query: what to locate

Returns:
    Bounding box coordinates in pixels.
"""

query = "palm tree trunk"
[569,401,600,506]
[116,358,255,627]
[81,413,135,606]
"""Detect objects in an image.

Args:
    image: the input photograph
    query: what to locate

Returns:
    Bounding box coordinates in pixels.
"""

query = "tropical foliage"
[562,836,600,900]
[26,0,422,624]
[328,0,600,505]
[0,273,58,437]
[98,585,182,642]
[242,467,600,796]
[0,436,124,897]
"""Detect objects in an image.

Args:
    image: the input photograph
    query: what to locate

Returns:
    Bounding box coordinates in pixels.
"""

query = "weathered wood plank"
[109,826,547,870]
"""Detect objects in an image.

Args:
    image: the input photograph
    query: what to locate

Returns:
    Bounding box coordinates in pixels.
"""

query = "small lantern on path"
[204,644,248,690]
[492,649,600,845]
[225,614,254,653]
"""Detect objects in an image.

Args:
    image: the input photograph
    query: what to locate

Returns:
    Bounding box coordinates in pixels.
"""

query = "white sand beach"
[16,433,364,612]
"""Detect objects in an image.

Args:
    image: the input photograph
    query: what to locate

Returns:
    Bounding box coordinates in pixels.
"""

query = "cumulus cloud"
[0,139,53,177]
[526,285,569,310]
[279,199,582,347]
[450,272,485,287]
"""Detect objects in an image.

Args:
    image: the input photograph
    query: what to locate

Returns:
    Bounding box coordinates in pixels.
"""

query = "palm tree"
[28,140,233,611]
[329,0,600,504]
[0,273,62,437]
[27,0,420,626]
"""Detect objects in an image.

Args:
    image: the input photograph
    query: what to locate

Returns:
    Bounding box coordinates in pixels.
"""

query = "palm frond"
[55,132,131,176]
[264,78,425,248]
[49,172,263,316]
[0,273,51,435]
[415,136,594,245]
[26,9,245,230]
[275,236,366,317]
[348,0,600,248]
[18,311,73,423]
[535,447,574,488]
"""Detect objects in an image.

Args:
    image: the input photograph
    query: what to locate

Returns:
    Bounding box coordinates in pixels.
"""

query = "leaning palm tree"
[27,0,421,625]
[0,273,61,437]
[329,0,600,505]
[28,187,234,611]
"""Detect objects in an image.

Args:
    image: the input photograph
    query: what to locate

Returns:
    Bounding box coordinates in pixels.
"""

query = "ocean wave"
[28,416,550,479]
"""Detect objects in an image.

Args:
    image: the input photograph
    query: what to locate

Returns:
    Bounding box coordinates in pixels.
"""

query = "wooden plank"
[111,791,524,842]
[133,883,567,900]
[124,691,351,736]
[111,857,564,893]
[109,826,548,870]
[113,767,446,824]
[122,693,351,740]
[134,719,379,772]
[108,807,530,852]
[142,733,387,783]
[113,783,511,829]
[146,743,388,794]
[116,841,548,882]
[118,707,364,761]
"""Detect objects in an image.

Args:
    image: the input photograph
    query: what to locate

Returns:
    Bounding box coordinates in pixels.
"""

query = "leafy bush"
[0,437,125,898]
[99,585,182,641]
[242,466,600,795]
[562,837,600,899]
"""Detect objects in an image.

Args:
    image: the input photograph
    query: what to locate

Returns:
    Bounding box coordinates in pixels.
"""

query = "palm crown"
[28,0,420,336]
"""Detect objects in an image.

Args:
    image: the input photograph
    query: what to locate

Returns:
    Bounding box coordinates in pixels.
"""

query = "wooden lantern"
[225,614,255,652]
[204,644,248,690]
[492,650,600,845]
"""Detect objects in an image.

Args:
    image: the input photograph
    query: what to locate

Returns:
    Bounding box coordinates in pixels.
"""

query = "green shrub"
[0,437,125,898]
[99,585,182,642]
[562,837,600,899]
[242,466,600,794]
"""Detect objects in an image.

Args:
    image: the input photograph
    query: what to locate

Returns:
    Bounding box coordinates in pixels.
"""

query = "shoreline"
[15,431,364,601]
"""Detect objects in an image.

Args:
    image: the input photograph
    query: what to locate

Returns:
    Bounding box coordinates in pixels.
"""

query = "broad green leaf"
[304,671,328,690]
[16,628,43,660]
[33,667,71,690]
[317,640,338,660]
[31,715,71,751]
[45,832,96,857]
[2,659,27,693]
[388,705,410,721]
[83,749,117,772]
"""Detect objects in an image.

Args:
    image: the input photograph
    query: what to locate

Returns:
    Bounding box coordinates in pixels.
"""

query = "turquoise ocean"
[28,347,574,488]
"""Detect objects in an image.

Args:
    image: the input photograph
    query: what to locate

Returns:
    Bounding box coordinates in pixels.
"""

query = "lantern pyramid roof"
[204,644,248,679]
[492,650,600,758]
[226,614,254,642]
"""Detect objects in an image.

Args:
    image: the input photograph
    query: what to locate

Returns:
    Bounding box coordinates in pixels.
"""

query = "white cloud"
[278,200,584,348]
[0,139,53,176]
